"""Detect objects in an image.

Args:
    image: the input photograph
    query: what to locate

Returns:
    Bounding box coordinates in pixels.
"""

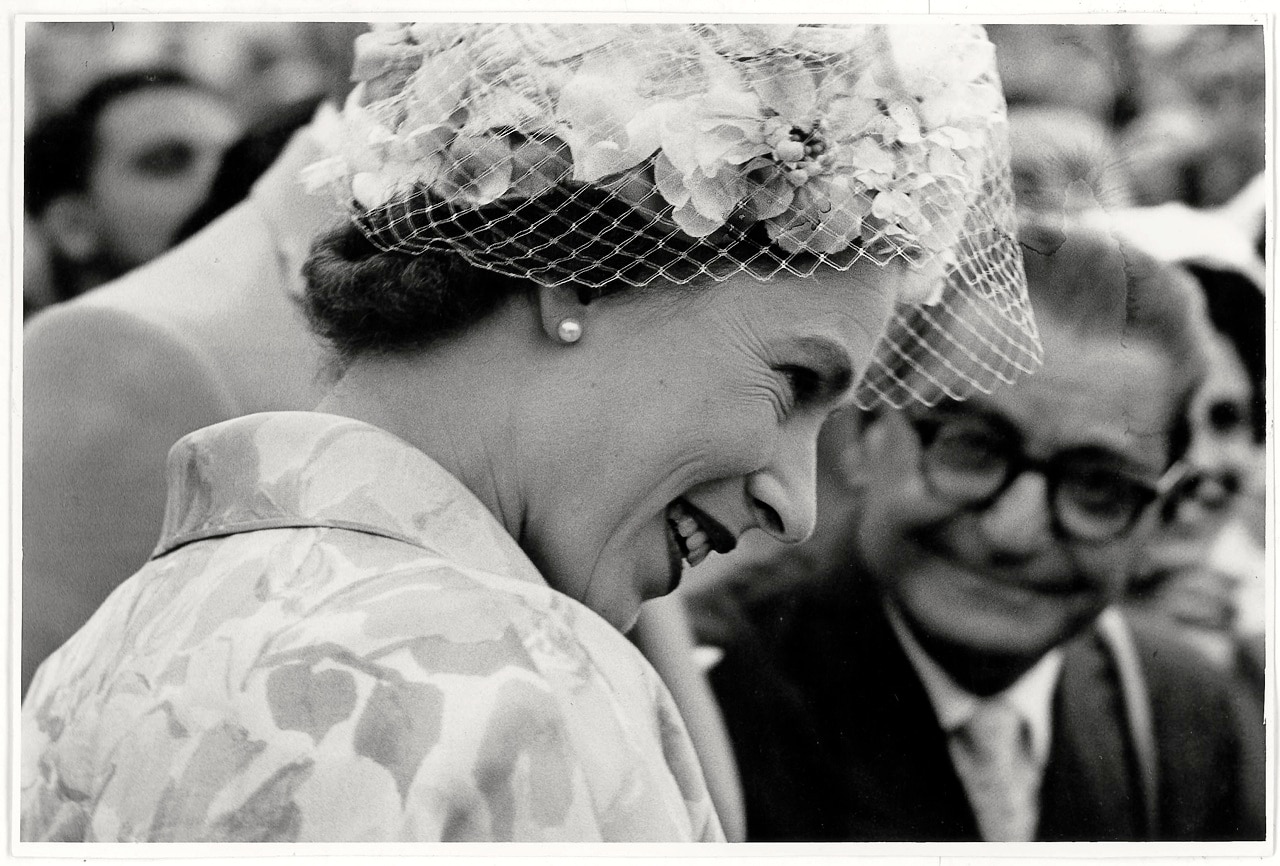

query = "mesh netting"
[854,139,1040,408]
[305,22,1042,406]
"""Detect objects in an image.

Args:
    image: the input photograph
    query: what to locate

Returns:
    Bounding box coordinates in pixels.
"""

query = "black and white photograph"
[8,9,1272,859]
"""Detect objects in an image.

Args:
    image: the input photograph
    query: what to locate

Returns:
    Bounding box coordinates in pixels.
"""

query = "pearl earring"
[556,318,583,344]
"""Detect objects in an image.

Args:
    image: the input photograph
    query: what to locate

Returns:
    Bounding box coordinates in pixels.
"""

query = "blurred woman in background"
[1109,182,1267,694]
[22,21,363,315]
[24,69,243,307]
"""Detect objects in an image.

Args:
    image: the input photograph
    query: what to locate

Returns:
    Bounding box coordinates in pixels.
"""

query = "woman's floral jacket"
[22,412,722,843]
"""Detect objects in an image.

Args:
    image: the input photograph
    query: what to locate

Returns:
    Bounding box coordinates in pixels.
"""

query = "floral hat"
[305,22,1041,407]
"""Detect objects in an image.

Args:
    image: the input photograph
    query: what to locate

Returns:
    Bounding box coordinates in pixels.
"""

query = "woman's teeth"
[670,501,713,567]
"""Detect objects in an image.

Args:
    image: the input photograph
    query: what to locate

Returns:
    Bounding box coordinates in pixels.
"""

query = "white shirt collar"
[885,602,1064,768]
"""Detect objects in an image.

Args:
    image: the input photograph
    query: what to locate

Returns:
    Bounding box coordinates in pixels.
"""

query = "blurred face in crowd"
[851,316,1181,689]
[87,83,242,270]
[1184,332,1258,511]
[1134,330,1258,636]
[183,22,362,125]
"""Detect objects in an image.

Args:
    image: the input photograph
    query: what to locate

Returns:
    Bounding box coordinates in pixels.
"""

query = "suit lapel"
[732,577,1149,841]
[807,581,982,841]
[1038,628,1142,841]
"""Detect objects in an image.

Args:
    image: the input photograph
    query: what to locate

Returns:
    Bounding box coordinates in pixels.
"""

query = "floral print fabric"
[22,412,723,843]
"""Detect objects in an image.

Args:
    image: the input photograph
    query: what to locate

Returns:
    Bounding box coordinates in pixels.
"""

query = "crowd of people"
[19,21,1266,845]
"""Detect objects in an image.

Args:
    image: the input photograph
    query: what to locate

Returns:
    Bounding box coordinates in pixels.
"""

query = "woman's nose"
[745,430,819,544]
[976,471,1054,559]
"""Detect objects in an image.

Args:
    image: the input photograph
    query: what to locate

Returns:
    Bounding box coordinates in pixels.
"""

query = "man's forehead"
[937,334,1177,469]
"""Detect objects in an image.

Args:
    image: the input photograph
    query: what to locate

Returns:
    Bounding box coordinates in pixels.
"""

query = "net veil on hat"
[305,22,1041,407]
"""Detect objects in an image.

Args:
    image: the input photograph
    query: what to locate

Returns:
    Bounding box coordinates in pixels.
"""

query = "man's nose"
[976,471,1054,561]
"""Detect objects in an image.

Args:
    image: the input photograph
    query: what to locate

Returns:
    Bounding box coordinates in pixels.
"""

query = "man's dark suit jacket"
[707,572,1265,842]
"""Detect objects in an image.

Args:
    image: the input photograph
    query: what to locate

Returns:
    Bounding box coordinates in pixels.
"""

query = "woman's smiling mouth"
[664,498,737,591]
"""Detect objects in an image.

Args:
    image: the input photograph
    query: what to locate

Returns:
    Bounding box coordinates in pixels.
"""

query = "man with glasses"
[695,221,1264,842]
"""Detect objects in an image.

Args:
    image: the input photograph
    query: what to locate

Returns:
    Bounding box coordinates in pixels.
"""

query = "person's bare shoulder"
[46,198,328,415]
[25,300,239,428]
[22,302,242,689]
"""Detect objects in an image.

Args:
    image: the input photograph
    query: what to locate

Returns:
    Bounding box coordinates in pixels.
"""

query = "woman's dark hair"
[1106,24,1141,129]
[1184,263,1266,444]
[302,223,529,361]
[303,179,728,361]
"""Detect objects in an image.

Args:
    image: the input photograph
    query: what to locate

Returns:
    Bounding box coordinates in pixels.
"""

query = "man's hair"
[25,68,198,217]
[1019,219,1209,461]
[1008,105,1133,214]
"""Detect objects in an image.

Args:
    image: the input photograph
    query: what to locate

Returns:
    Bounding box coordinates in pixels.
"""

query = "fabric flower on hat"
[640,50,867,243]
[303,88,418,210]
[306,23,1012,283]
[554,48,665,184]
[645,53,774,235]
[351,25,425,104]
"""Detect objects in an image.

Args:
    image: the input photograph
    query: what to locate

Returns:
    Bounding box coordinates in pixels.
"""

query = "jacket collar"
[886,601,1064,770]
[153,411,544,588]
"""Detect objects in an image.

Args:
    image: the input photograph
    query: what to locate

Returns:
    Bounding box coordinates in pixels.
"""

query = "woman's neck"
[313,304,534,543]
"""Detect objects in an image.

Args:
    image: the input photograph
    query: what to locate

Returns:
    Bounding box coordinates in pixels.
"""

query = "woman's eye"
[132,141,196,178]
[777,365,821,405]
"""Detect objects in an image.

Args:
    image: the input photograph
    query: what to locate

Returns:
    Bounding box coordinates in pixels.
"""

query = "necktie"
[950,699,1039,842]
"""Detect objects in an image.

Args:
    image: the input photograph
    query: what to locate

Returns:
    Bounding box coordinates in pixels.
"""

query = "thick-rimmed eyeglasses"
[907,412,1189,544]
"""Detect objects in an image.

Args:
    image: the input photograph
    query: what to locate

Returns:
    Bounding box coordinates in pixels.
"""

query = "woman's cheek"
[721,409,789,479]
[659,380,783,492]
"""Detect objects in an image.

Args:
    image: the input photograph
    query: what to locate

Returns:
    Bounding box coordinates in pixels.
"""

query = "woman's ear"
[535,284,591,345]
[39,195,103,264]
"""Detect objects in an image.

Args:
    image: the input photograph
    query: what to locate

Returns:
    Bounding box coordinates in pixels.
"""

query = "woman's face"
[88,85,243,270]
[1138,330,1259,594]
[1184,332,1258,510]
[516,263,914,630]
